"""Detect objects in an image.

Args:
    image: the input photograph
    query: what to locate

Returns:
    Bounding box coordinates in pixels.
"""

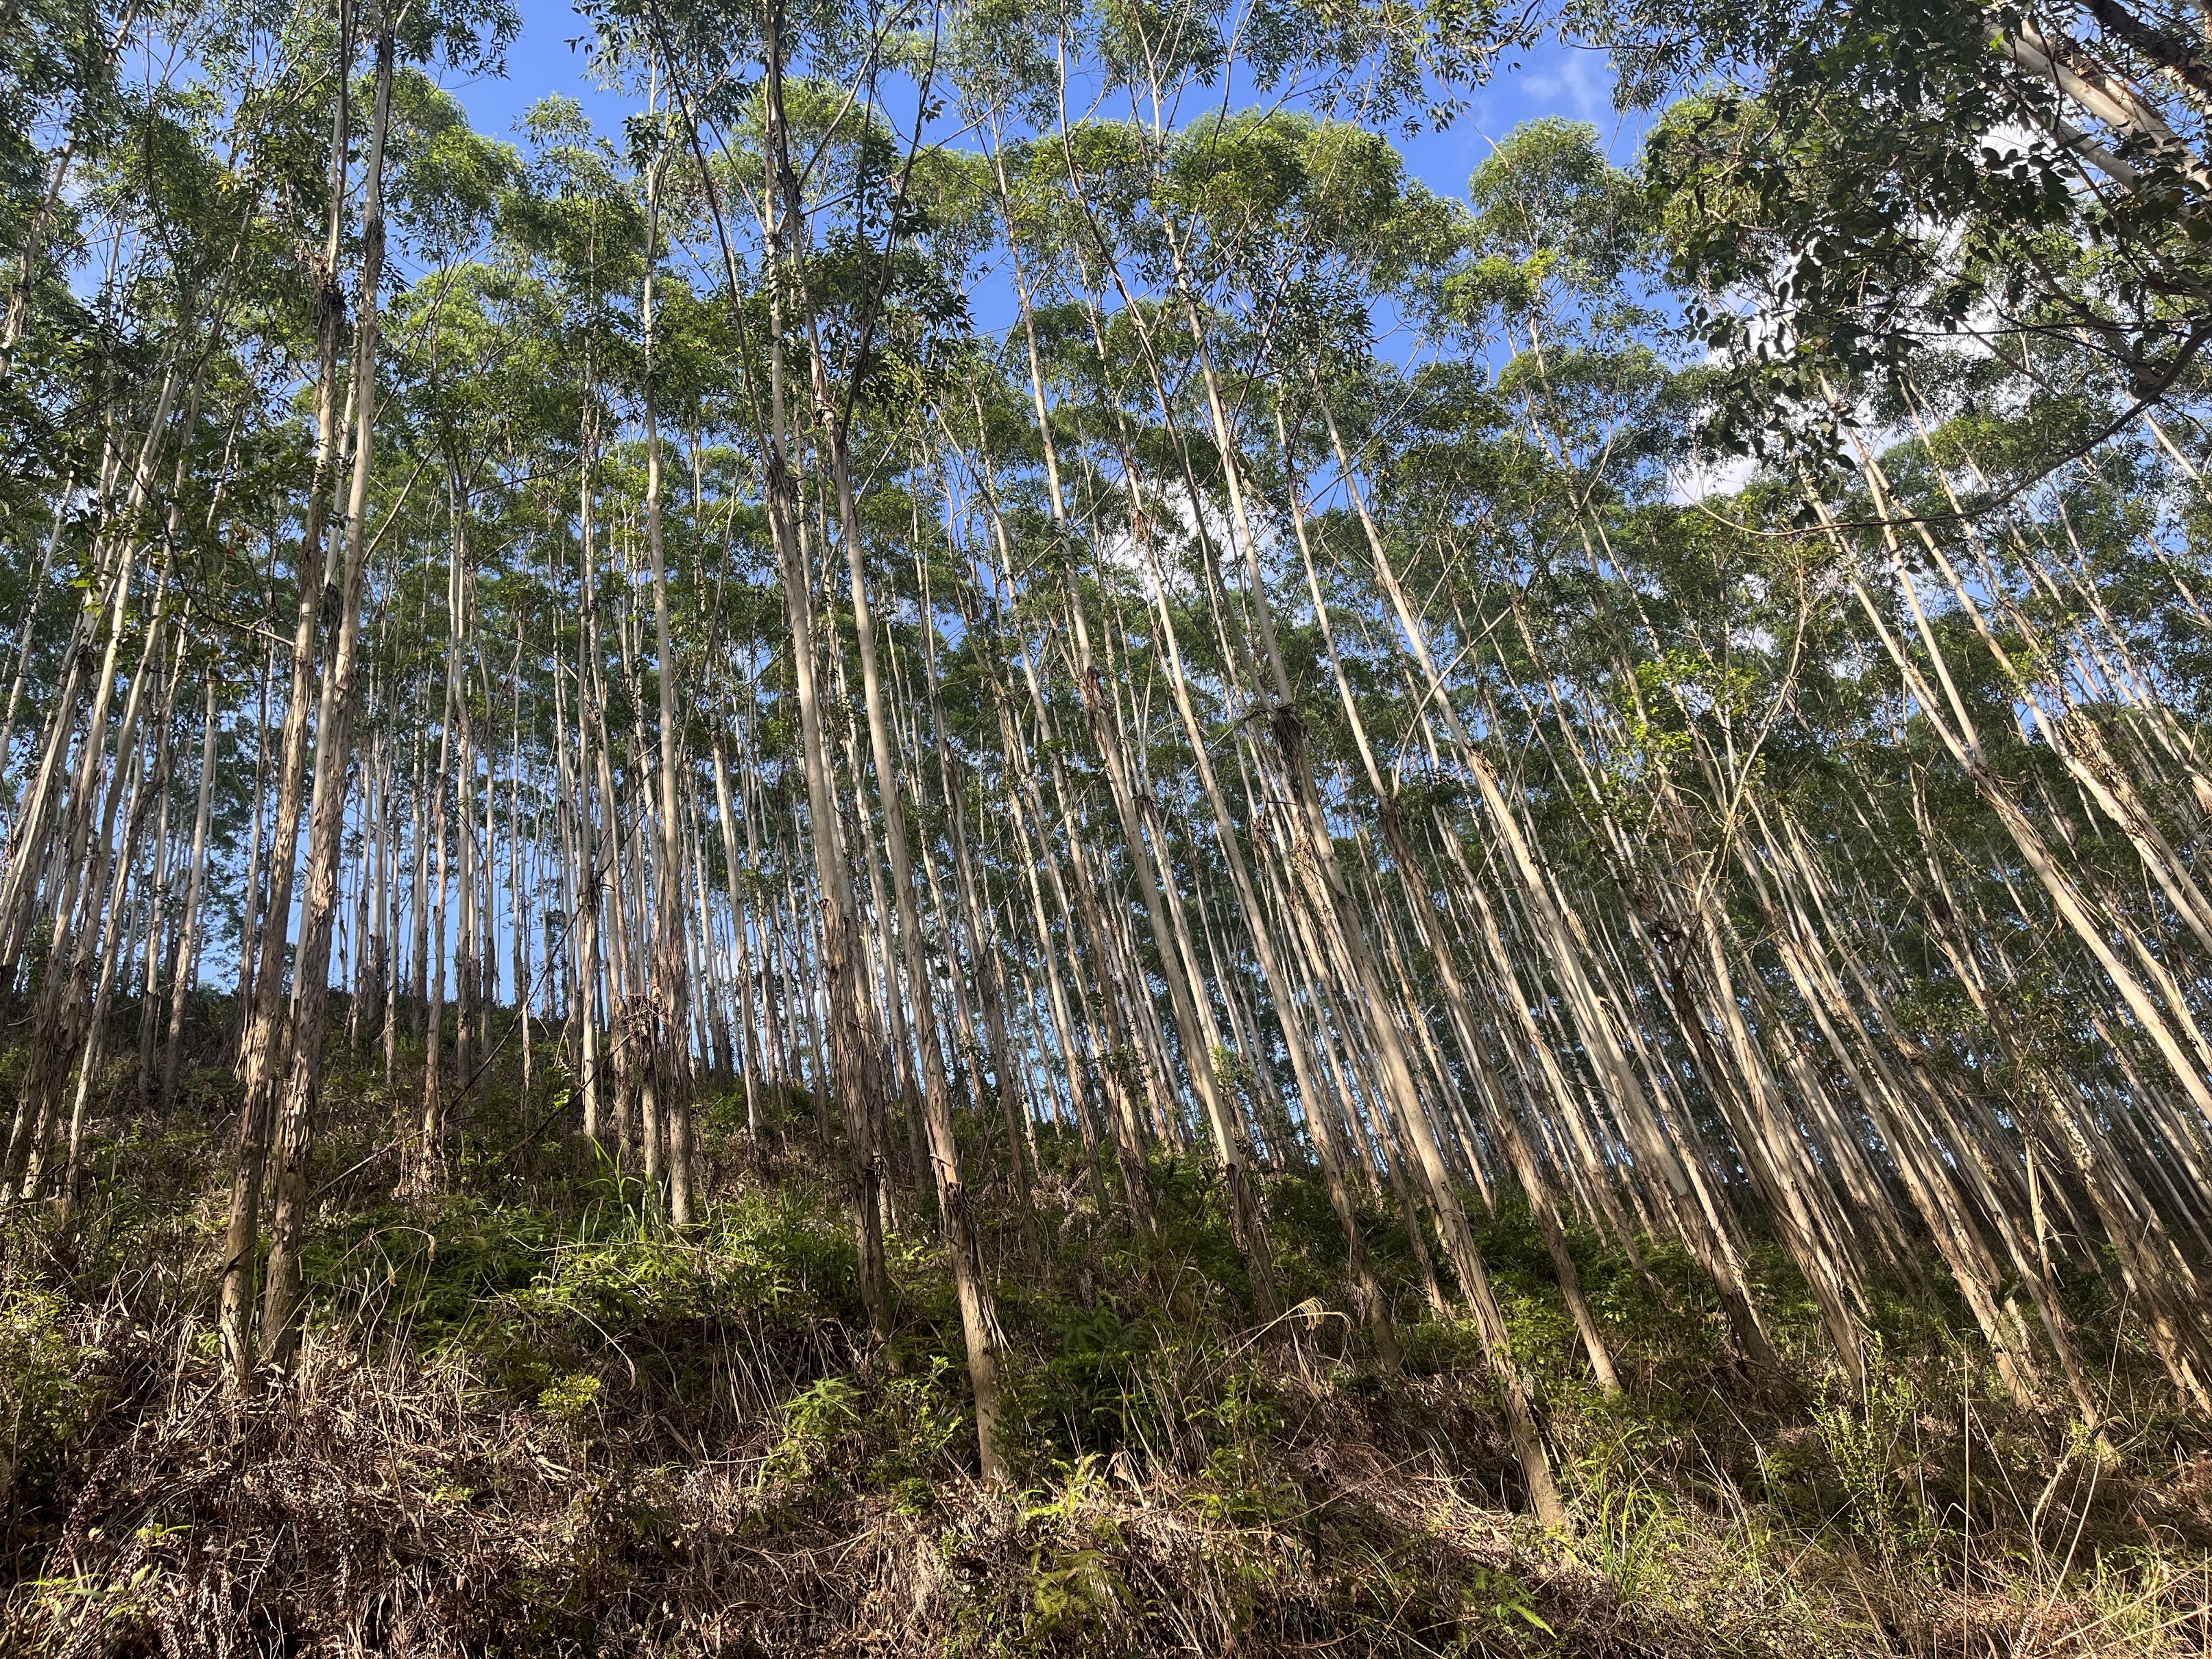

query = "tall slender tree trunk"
[261,28,397,1368]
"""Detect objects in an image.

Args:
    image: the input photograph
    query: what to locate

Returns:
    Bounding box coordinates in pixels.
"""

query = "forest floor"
[2,1000,2209,1657]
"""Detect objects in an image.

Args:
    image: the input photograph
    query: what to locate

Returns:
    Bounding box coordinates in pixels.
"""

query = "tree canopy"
[2,0,2211,1646]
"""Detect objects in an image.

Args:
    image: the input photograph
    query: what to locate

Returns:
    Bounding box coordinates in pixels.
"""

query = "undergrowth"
[1,1004,2208,1656]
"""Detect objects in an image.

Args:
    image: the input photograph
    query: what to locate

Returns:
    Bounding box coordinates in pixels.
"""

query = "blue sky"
[442,1,1646,203]
[420,7,1657,396]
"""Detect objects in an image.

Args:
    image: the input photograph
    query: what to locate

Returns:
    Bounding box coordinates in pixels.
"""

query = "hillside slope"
[1,1008,2205,1657]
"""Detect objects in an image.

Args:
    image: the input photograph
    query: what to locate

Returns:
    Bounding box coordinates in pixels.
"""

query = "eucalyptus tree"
[11,0,2212,1531]
[214,0,518,1388]
[595,0,1035,1477]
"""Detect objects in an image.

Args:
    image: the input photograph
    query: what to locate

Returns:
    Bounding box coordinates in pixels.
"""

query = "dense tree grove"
[3,0,2211,1617]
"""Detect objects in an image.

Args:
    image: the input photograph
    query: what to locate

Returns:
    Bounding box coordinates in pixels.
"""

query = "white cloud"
[1522,52,1610,122]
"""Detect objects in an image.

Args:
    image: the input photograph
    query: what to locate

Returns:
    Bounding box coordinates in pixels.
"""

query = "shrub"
[0,1290,97,1516]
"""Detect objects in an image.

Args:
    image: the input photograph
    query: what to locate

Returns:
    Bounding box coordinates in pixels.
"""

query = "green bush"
[0,1289,97,1514]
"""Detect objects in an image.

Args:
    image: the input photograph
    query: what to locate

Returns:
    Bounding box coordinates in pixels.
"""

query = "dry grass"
[3,1294,2203,1658]
[1,1043,2207,1656]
